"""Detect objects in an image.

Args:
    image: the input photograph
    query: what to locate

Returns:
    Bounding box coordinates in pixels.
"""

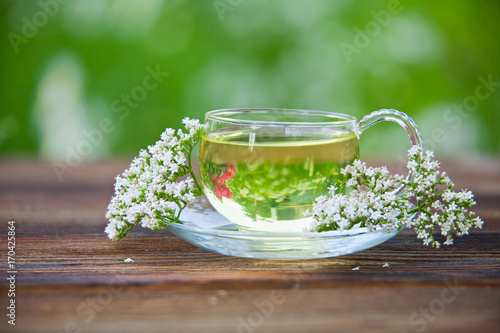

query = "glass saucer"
[168,196,401,260]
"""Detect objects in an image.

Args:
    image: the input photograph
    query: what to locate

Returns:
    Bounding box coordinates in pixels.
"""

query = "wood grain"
[0,158,499,333]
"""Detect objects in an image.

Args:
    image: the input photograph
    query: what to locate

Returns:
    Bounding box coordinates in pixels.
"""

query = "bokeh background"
[1,0,499,165]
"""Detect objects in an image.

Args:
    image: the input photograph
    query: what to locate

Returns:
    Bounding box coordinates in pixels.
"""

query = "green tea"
[200,130,359,231]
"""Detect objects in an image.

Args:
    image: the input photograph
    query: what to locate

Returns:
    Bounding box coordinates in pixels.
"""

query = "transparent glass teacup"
[199,108,422,232]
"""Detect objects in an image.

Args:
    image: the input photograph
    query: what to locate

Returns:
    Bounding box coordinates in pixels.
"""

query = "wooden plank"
[3,232,498,288]
[10,286,500,333]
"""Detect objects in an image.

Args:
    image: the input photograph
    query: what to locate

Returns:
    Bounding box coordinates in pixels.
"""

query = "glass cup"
[199,108,422,232]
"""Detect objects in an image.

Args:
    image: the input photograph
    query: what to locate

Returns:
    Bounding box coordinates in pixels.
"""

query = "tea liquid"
[200,130,359,231]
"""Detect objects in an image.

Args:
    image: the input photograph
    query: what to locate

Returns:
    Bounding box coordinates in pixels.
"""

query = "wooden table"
[1,158,499,333]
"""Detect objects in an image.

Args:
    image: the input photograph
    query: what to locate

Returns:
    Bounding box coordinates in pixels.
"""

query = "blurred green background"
[1,0,499,163]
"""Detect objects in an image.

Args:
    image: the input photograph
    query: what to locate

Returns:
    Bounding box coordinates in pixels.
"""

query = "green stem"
[186,143,203,194]
[115,223,135,241]
[175,208,182,221]
[408,207,418,215]
[408,204,432,217]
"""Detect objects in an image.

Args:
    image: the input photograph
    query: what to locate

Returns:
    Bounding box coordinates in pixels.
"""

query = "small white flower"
[408,145,422,156]
[442,175,451,185]
[425,150,434,159]
[432,200,443,210]
[353,160,364,169]
[365,168,375,177]
[444,236,453,245]
[370,210,382,221]
[442,190,455,202]
[407,160,418,172]
[380,166,389,177]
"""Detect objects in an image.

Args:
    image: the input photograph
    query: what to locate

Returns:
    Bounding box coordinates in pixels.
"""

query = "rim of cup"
[205,108,358,126]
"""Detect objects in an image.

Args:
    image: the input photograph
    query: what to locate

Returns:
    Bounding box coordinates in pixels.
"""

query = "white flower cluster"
[308,160,412,233]
[105,118,204,241]
[404,146,483,247]
[308,145,483,247]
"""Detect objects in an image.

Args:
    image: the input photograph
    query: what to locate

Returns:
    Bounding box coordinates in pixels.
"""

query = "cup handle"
[358,109,424,195]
